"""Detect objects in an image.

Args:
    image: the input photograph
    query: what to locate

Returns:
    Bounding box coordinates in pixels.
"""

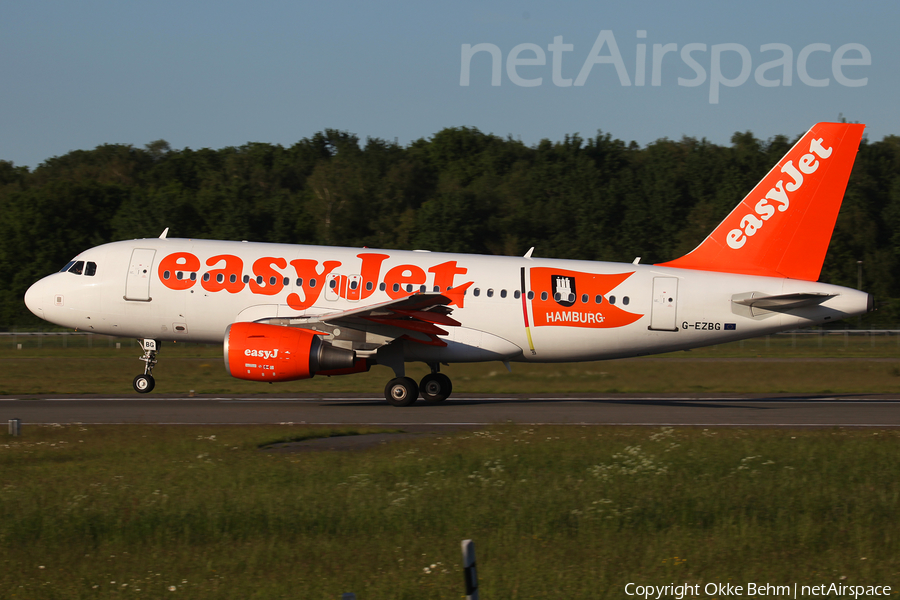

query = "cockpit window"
[68,261,85,275]
[59,261,76,273]
[85,262,97,276]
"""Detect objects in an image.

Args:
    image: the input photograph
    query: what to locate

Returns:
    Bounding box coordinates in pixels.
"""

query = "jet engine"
[224,322,362,382]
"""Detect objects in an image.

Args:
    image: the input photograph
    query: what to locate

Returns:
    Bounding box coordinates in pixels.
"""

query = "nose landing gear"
[133,339,159,394]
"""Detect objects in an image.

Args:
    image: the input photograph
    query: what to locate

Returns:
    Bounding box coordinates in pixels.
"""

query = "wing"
[281,282,473,349]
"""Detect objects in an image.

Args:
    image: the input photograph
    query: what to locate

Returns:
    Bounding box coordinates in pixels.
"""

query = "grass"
[0,332,899,396]
[1,424,899,599]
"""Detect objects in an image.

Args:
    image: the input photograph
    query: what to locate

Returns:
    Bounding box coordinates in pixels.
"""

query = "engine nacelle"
[224,322,360,382]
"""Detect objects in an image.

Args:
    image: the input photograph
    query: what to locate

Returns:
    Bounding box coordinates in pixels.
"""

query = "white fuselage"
[24,238,871,365]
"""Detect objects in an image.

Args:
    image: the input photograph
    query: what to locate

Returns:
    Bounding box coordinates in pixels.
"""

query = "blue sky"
[2,0,897,168]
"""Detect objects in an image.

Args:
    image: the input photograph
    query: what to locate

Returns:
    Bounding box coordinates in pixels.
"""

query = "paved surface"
[3,393,900,427]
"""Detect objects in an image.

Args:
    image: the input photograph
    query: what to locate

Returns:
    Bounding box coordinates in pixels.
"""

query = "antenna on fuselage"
[524,247,534,259]
[159,228,169,239]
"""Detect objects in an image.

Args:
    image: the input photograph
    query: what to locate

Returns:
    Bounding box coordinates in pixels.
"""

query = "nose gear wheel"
[133,374,155,393]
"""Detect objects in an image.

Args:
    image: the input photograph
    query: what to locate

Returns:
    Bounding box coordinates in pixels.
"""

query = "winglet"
[658,122,865,281]
[444,281,474,308]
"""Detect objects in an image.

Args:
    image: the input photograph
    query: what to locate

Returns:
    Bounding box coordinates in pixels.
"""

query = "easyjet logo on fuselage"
[726,136,834,250]
[156,251,469,310]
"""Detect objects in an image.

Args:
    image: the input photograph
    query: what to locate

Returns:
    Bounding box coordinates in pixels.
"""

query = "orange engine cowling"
[224,322,360,382]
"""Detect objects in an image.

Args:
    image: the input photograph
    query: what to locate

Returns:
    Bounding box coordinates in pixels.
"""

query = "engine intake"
[224,322,358,382]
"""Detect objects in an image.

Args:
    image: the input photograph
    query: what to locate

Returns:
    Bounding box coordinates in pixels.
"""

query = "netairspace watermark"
[460,30,871,103]
[625,582,892,599]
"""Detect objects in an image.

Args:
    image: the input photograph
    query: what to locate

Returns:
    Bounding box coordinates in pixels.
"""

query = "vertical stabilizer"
[658,122,865,281]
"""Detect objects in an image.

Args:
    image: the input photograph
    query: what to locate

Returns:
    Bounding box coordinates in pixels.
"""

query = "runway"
[4,393,900,427]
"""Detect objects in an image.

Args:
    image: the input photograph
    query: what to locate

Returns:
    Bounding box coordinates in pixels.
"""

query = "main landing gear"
[383,366,453,407]
[420,372,452,404]
[384,377,418,407]
[133,339,159,394]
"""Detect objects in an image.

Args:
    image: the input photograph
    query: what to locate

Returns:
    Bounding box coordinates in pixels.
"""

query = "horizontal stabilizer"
[731,292,835,318]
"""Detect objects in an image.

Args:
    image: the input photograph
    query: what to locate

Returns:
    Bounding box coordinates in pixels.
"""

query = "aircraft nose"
[24,279,45,319]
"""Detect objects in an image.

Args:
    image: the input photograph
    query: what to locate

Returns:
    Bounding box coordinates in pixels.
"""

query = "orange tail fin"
[658,122,865,281]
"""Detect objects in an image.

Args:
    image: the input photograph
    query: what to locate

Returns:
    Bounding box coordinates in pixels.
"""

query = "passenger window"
[202,273,210,282]
[609,295,616,305]
[350,280,358,290]
[567,293,575,303]
[366,281,374,291]
[540,291,547,301]
[163,271,171,280]
[487,289,494,298]
[283,277,290,286]
[329,279,337,289]
[528,291,534,300]
[310,278,317,287]
[69,261,85,275]
[514,290,521,299]
[392,283,400,292]
[500,289,507,298]
[256,276,263,285]
[473,288,481,297]
[269,276,277,286]
[595,295,603,304]
[295,278,303,287]
[85,262,97,276]
[623,296,630,305]
[379,283,386,292]
[554,293,561,302]
[229,274,236,283]
[581,294,588,303]
[218,274,226,284]
[433,285,440,292]
[176,272,183,280]
[419,285,426,293]
[406,284,413,293]
[190,272,196,281]
[243,275,250,284]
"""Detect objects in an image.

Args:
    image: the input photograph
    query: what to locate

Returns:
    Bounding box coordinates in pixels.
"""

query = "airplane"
[23,122,872,406]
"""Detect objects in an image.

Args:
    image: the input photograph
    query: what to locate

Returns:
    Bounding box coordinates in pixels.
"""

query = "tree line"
[2,125,899,329]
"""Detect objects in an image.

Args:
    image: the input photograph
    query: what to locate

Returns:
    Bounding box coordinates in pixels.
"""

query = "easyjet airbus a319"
[25,123,872,406]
